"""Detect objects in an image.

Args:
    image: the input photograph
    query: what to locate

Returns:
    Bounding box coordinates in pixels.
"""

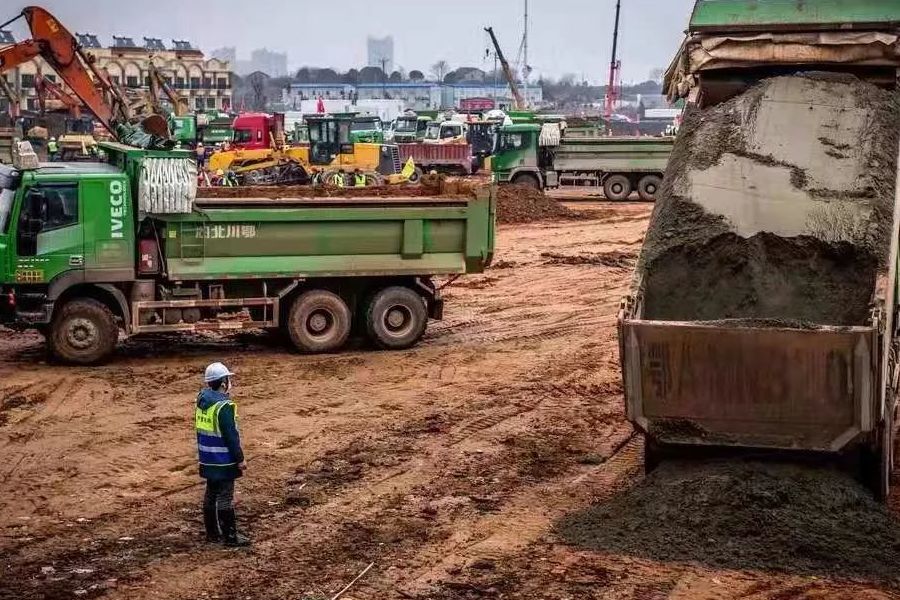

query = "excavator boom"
[485,27,526,110]
[0,6,169,144]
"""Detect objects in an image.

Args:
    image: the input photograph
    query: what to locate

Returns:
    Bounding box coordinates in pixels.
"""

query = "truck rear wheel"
[408,167,424,184]
[365,286,428,350]
[286,290,351,353]
[512,173,541,190]
[637,175,663,202]
[603,174,633,201]
[49,298,119,365]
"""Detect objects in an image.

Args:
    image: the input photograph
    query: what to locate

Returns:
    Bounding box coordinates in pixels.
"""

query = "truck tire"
[512,173,541,190]
[365,286,428,350]
[49,298,119,365]
[286,290,351,353]
[603,174,633,201]
[637,175,663,202]
[408,167,424,184]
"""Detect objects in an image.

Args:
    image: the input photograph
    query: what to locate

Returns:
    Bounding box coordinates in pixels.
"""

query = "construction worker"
[195,142,206,167]
[47,136,58,161]
[353,169,366,188]
[196,362,250,547]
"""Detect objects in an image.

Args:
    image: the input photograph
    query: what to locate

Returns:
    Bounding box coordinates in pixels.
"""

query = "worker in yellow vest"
[196,362,250,547]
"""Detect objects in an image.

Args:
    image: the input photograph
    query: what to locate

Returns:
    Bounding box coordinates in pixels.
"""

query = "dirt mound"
[641,75,900,326]
[644,232,877,325]
[496,185,580,224]
[197,184,464,199]
[541,250,637,270]
[557,460,900,582]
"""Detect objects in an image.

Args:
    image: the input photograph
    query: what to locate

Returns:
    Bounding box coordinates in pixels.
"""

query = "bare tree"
[431,60,450,83]
[248,72,267,111]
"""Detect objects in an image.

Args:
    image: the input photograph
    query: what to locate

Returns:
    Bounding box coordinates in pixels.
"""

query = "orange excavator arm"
[0,7,124,132]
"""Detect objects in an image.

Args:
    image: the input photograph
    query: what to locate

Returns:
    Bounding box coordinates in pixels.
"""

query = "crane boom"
[0,6,169,143]
[484,27,525,110]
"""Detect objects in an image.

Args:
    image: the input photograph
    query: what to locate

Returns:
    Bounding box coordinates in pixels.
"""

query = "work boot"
[218,508,251,547]
[203,504,221,543]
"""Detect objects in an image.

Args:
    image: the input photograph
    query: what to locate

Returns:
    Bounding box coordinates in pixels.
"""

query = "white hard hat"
[204,362,234,383]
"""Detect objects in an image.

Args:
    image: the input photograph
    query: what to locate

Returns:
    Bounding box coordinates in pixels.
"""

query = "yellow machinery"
[208,114,411,186]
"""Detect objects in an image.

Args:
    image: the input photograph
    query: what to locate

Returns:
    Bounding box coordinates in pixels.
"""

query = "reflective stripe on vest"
[195,399,237,467]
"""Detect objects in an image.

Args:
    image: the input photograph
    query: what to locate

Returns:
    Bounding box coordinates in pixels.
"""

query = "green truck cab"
[0,142,495,364]
[491,123,673,201]
[349,116,385,144]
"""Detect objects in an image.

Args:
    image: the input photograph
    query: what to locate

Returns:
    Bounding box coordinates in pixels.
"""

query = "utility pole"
[523,0,529,109]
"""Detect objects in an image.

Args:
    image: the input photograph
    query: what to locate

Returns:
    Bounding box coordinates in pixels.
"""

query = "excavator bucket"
[141,114,170,139]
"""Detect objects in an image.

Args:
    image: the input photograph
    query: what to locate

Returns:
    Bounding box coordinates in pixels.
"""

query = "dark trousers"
[204,478,235,512]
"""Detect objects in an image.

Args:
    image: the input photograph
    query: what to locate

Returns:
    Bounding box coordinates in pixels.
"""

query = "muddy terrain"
[1,201,898,600]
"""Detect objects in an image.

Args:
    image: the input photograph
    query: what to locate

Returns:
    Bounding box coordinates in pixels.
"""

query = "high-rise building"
[367,36,394,74]
[249,48,288,78]
[211,46,237,65]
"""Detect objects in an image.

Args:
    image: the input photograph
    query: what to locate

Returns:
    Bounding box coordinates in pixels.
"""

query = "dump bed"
[552,137,673,173]
[155,189,495,281]
[397,143,474,172]
[623,52,900,458]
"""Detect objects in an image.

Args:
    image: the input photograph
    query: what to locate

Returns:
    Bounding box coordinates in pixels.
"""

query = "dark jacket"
[197,388,244,480]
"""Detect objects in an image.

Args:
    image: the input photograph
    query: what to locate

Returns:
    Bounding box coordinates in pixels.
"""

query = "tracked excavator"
[0,5,171,149]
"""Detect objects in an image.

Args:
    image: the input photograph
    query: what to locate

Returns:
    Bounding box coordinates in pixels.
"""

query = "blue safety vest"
[195,398,238,467]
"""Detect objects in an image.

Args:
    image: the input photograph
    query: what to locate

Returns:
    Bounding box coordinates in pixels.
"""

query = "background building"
[367,36,394,74]
[0,31,232,114]
[284,81,542,112]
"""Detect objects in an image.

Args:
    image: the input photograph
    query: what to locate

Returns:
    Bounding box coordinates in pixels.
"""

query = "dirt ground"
[1,201,899,600]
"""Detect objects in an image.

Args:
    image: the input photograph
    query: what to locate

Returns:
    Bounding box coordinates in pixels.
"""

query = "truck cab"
[490,123,544,187]
[392,115,431,144]
[230,112,282,150]
[349,116,384,144]
[0,156,135,342]
[424,121,467,145]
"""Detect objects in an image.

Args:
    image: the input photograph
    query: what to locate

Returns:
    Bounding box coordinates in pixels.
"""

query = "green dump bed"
[155,191,495,281]
[690,0,900,32]
[553,137,673,173]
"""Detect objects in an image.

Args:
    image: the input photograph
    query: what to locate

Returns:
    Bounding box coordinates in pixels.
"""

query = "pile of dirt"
[557,460,900,582]
[643,232,877,324]
[197,184,462,199]
[496,184,580,224]
[541,250,637,270]
[641,74,900,326]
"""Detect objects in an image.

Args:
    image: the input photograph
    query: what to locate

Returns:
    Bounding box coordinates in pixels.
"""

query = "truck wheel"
[512,173,541,190]
[286,290,351,353]
[603,174,633,201]
[365,286,428,350]
[49,298,119,365]
[408,167,424,184]
[637,175,663,202]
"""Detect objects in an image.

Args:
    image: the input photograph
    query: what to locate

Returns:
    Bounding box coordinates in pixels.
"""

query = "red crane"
[604,0,622,120]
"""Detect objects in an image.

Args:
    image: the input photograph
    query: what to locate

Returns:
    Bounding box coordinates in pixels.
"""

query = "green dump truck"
[491,123,674,201]
[0,142,495,364]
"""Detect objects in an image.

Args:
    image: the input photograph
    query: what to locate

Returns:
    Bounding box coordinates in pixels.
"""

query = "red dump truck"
[397,143,475,178]
[619,0,900,499]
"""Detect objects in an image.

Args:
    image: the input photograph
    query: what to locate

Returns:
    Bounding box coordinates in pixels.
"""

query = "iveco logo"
[110,180,126,239]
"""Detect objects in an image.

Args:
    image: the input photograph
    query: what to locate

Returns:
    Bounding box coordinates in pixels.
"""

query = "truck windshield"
[425,124,441,139]
[0,188,15,234]
[351,120,381,132]
[442,126,463,139]
[395,118,416,132]
[497,132,526,152]
[232,129,253,144]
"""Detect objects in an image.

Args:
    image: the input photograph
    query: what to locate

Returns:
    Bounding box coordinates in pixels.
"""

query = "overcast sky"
[13,0,696,83]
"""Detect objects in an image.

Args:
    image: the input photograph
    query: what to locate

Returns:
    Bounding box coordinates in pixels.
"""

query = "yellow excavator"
[208,113,413,186]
